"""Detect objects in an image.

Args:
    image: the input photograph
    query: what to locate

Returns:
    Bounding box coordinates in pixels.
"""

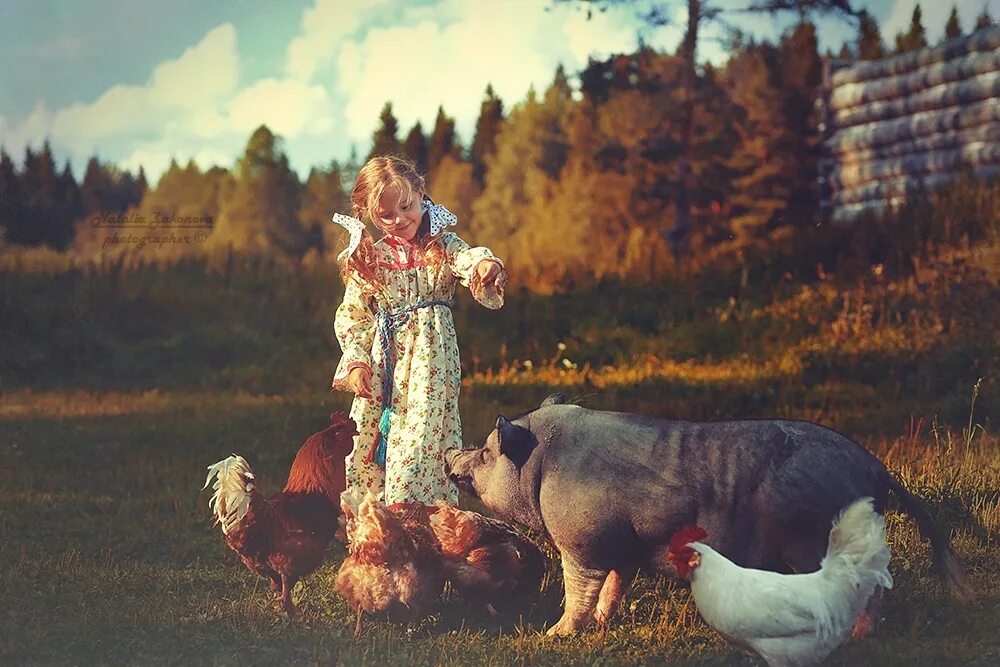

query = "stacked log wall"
[820,26,1000,221]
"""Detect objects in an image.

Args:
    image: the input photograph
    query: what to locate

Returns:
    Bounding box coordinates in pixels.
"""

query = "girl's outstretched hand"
[346,366,374,399]
[477,259,503,288]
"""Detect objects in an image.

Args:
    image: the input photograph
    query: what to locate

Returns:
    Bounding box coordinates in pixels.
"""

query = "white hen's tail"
[821,497,894,595]
[203,455,257,535]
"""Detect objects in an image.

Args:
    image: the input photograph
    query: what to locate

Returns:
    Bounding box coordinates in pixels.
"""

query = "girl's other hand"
[347,366,374,399]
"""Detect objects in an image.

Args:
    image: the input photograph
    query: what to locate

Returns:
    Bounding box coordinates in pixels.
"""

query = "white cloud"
[228,78,335,136]
[0,102,54,158]
[285,0,393,81]
[49,23,238,147]
[0,0,702,181]
[149,24,239,110]
[332,0,642,145]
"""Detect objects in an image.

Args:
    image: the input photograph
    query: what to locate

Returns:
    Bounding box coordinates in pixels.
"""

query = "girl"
[331,155,506,506]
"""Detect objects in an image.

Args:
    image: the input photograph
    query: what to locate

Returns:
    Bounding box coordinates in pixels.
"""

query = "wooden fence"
[820,26,1000,221]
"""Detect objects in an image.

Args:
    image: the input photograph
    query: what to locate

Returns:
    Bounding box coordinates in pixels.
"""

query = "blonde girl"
[331,155,506,505]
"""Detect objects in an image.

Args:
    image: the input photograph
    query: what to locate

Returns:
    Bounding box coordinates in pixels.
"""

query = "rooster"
[335,493,445,631]
[428,501,546,614]
[667,497,893,667]
[203,412,357,616]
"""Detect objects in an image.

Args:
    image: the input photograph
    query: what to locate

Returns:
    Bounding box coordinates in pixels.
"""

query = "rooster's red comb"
[669,525,707,552]
[328,412,357,430]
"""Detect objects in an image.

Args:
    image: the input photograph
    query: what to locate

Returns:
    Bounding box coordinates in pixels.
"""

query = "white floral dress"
[332,231,504,505]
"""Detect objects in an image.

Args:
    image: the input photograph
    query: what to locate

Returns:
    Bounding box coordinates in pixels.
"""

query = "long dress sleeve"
[332,275,377,391]
[442,232,506,310]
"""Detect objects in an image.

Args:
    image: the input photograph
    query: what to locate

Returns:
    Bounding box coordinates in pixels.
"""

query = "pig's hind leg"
[546,552,607,636]
[594,567,638,625]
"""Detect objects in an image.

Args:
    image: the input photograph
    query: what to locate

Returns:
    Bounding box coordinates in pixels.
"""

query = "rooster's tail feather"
[822,497,893,591]
[203,454,257,535]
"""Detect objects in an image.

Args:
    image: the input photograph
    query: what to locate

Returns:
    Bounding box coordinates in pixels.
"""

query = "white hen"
[668,498,893,667]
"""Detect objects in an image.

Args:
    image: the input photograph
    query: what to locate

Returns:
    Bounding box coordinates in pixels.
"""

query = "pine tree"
[539,66,573,178]
[136,166,149,201]
[17,142,62,247]
[368,102,403,160]
[298,162,348,256]
[212,125,305,255]
[975,8,994,30]
[470,84,504,185]
[944,6,962,40]
[56,160,82,250]
[723,44,792,241]
[895,4,928,54]
[779,21,822,226]
[837,42,854,60]
[427,155,480,233]
[402,121,428,174]
[0,149,20,245]
[857,10,887,60]
[80,156,112,216]
[427,106,460,180]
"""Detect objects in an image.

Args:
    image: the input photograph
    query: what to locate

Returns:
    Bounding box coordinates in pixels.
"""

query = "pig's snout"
[444,447,478,494]
[444,447,462,473]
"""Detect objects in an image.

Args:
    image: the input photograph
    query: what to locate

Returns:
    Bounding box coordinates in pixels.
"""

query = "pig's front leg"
[594,566,637,625]
[546,552,607,636]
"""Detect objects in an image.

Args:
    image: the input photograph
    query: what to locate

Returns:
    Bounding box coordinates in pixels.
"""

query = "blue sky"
[1,0,996,182]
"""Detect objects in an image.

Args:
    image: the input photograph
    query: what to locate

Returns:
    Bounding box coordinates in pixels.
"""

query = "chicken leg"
[279,573,301,618]
[547,552,607,636]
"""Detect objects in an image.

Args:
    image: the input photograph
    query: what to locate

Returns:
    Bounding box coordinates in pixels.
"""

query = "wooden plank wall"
[819,26,1000,221]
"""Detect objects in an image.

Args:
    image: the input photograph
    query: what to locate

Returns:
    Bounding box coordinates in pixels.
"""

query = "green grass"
[0,388,997,666]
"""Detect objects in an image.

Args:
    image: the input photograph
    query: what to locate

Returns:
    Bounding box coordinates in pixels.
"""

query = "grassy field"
[1,202,998,664]
[0,385,996,666]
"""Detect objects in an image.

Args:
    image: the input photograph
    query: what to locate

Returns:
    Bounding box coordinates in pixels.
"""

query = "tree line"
[0,2,994,287]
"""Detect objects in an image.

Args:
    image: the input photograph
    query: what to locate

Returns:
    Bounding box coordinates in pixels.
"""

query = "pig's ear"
[496,416,536,468]
[540,393,566,408]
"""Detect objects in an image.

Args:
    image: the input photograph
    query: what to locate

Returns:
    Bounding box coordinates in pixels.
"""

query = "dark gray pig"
[444,395,973,635]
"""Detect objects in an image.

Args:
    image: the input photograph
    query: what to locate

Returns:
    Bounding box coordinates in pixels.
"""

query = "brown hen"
[335,493,445,629]
[429,501,546,613]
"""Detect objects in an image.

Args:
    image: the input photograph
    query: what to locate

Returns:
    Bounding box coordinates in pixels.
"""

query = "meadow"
[1,188,998,665]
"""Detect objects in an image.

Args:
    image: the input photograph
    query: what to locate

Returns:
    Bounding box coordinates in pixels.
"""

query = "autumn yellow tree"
[210,125,305,256]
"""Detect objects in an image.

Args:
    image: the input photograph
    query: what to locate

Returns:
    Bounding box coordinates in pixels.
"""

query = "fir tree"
[974,8,993,30]
[723,44,791,240]
[56,160,82,249]
[780,21,822,226]
[895,4,929,53]
[402,121,428,173]
[212,125,305,255]
[470,84,504,185]
[298,162,348,255]
[368,102,403,159]
[944,6,962,40]
[428,155,480,231]
[0,148,20,245]
[17,142,61,247]
[857,10,887,60]
[427,106,460,179]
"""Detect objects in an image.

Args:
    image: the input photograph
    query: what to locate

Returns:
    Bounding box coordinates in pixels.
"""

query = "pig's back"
[528,406,885,558]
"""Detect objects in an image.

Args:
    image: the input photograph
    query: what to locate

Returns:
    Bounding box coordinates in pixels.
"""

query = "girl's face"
[374,185,423,241]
